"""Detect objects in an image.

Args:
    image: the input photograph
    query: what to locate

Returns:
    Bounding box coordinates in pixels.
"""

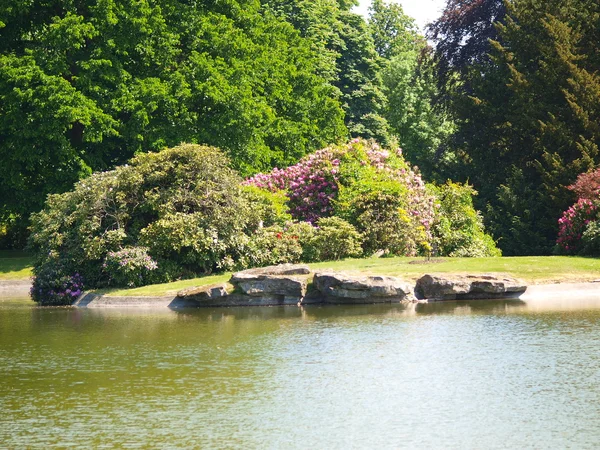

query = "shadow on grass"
[0,251,34,277]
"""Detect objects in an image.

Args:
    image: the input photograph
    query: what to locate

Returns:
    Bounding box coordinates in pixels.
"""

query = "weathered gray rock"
[415,274,527,301]
[177,283,235,300]
[235,276,307,298]
[313,272,414,303]
[230,264,310,302]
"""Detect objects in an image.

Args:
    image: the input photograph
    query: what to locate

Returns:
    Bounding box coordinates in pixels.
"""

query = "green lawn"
[0,251,33,281]
[100,255,600,297]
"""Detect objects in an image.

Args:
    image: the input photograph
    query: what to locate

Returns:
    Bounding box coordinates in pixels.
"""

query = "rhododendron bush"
[30,140,500,305]
[246,139,436,256]
[556,169,600,255]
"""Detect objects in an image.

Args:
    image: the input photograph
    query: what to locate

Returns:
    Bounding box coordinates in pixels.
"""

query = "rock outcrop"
[174,265,528,307]
[231,265,309,304]
[313,272,414,303]
[177,264,311,306]
[177,283,235,303]
[415,274,527,301]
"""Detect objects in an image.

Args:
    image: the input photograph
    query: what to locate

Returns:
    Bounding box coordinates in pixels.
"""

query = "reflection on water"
[1,297,600,448]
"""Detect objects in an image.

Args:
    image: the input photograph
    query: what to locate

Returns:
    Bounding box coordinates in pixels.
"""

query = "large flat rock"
[415,274,527,301]
[313,272,414,303]
[230,264,310,302]
[177,283,235,301]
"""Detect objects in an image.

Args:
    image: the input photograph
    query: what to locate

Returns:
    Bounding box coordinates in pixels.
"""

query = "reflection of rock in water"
[414,299,527,316]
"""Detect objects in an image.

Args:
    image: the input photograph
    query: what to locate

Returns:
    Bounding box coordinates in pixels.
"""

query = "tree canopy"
[0,0,346,242]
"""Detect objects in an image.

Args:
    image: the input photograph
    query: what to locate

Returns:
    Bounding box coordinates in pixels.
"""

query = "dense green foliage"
[30,140,499,304]
[246,139,437,256]
[0,0,346,242]
[266,0,391,144]
[429,182,501,257]
[6,0,599,265]
[29,144,289,303]
[370,0,454,178]
[247,138,498,257]
[430,0,600,254]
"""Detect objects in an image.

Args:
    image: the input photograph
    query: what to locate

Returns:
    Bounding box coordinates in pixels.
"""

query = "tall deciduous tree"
[369,0,454,178]
[0,0,346,244]
[266,0,391,145]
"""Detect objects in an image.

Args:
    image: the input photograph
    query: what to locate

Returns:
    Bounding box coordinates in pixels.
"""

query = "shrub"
[282,221,318,262]
[581,221,600,256]
[246,138,435,256]
[556,198,598,254]
[569,168,600,200]
[244,147,342,223]
[29,144,284,304]
[307,217,363,261]
[428,182,501,257]
[244,225,304,268]
[30,269,83,306]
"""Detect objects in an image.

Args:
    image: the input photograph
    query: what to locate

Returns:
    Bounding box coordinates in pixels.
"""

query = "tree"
[333,10,391,144]
[368,0,454,178]
[431,0,600,254]
[0,0,346,245]
[266,0,391,145]
[427,0,507,96]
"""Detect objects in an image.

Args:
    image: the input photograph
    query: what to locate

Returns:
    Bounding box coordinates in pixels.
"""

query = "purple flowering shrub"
[557,198,598,254]
[245,139,435,256]
[103,247,159,288]
[30,270,84,306]
[244,146,345,223]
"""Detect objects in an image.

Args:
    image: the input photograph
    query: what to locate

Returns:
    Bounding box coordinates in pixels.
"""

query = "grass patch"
[100,255,600,297]
[308,255,600,283]
[0,251,34,281]
[98,273,232,297]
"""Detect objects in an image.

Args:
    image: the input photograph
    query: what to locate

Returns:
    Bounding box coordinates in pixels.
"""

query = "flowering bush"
[30,269,84,306]
[557,198,598,254]
[568,168,600,200]
[245,147,343,223]
[242,225,305,268]
[246,139,435,255]
[103,247,159,288]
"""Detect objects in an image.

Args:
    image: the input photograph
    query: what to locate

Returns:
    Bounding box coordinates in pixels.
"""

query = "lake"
[1,296,600,448]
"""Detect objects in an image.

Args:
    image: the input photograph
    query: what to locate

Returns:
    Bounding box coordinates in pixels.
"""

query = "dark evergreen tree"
[433,0,600,254]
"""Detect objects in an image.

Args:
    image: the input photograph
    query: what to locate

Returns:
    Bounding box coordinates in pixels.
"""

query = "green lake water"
[1,296,600,449]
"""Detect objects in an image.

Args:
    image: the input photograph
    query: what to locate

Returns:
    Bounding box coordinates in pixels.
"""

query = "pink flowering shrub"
[30,270,84,306]
[245,146,344,222]
[557,198,598,254]
[245,139,435,256]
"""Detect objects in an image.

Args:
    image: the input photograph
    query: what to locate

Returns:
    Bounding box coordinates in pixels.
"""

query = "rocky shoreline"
[73,264,527,308]
[5,263,600,308]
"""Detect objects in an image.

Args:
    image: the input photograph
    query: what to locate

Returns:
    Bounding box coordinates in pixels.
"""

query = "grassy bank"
[0,251,33,281]
[101,256,600,297]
